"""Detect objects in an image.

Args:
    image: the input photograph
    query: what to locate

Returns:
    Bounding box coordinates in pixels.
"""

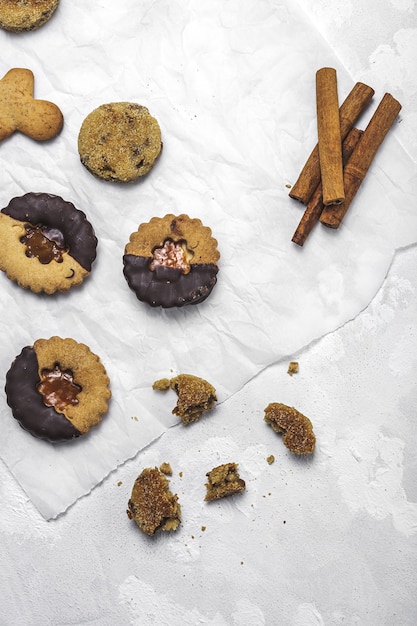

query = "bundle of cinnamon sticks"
[290,67,402,246]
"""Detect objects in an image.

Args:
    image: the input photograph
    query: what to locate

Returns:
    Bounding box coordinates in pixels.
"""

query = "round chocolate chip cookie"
[0,0,60,32]
[78,102,162,183]
[5,337,111,443]
[123,214,220,307]
[0,192,97,294]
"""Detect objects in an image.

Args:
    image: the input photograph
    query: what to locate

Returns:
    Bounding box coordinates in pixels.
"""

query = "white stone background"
[1,0,417,624]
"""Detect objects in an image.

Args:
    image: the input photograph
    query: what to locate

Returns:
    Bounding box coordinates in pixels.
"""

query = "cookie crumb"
[204,463,246,501]
[201,526,206,532]
[266,455,275,465]
[117,481,123,487]
[287,361,299,376]
[159,462,172,476]
[152,378,170,391]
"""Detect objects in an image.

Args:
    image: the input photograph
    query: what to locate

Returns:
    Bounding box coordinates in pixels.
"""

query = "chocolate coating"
[123,255,218,308]
[5,347,82,442]
[2,192,97,271]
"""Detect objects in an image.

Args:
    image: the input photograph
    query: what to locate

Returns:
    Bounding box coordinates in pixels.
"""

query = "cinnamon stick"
[316,67,345,205]
[291,127,363,246]
[320,93,402,229]
[289,81,374,205]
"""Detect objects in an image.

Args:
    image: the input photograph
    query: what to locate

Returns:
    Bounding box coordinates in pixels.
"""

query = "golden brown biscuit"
[204,463,246,501]
[0,192,97,294]
[5,337,111,442]
[0,0,59,32]
[153,373,217,425]
[0,68,63,141]
[127,467,181,536]
[264,403,316,455]
[78,102,162,182]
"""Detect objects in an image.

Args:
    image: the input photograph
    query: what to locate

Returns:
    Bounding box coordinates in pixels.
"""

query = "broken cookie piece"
[153,373,216,425]
[287,361,299,376]
[204,463,246,501]
[127,467,181,536]
[159,462,172,476]
[264,403,316,455]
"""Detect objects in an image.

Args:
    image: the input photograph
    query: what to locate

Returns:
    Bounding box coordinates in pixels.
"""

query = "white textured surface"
[0,0,416,623]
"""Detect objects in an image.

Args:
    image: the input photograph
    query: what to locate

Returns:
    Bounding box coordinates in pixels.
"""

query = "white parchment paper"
[0,0,416,519]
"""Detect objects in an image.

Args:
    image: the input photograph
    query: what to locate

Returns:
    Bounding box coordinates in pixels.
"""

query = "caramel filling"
[21,224,67,264]
[37,364,81,411]
[149,239,194,275]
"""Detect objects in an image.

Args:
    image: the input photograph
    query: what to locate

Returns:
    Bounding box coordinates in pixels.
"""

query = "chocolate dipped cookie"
[78,102,162,182]
[5,337,111,443]
[0,192,97,294]
[123,214,220,307]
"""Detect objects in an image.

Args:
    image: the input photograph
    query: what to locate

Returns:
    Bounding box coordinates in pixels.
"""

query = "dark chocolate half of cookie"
[123,256,219,307]
[2,192,97,271]
[5,346,82,443]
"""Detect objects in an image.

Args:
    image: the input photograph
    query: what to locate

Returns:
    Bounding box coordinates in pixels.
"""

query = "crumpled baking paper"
[0,0,416,519]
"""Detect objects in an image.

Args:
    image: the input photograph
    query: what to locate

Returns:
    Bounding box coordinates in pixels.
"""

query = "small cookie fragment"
[123,214,220,308]
[0,192,97,294]
[204,463,246,501]
[264,403,316,455]
[5,337,111,442]
[0,68,63,142]
[287,361,299,376]
[127,467,181,536]
[0,0,60,32]
[78,102,162,183]
[159,462,173,476]
[266,454,275,465]
[153,374,217,425]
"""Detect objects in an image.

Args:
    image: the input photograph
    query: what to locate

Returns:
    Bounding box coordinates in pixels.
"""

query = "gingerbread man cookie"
[0,68,63,142]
